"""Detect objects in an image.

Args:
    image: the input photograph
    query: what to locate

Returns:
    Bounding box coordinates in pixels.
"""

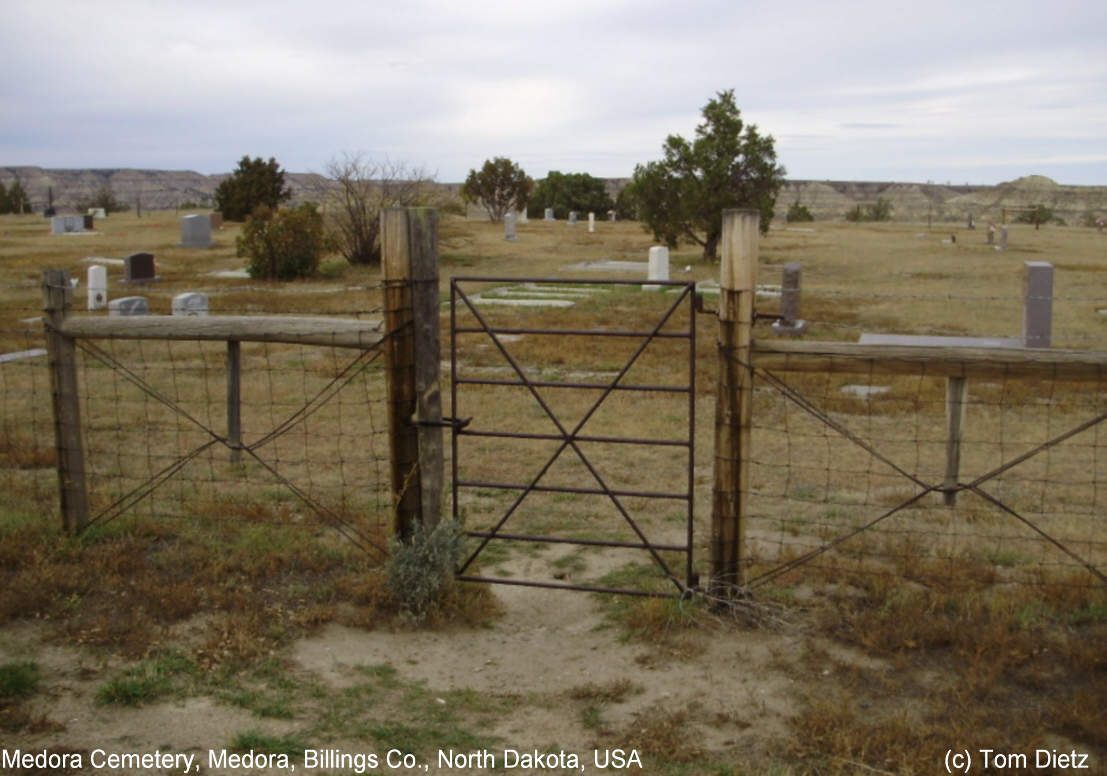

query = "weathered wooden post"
[226,341,242,463]
[711,209,760,593]
[41,269,89,533]
[381,207,443,540]
[943,377,967,506]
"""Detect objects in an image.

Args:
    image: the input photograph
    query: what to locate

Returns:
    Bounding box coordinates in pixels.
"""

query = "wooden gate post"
[41,269,89,533]
[711,209,761,593]
[381,207,443,540]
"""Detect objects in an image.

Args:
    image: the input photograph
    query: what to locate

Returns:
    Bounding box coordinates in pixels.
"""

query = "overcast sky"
[2,0,1105,184]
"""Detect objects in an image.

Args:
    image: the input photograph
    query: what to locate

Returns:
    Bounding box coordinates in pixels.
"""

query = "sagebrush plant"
[237,203,327,280]
[385,519,464,622]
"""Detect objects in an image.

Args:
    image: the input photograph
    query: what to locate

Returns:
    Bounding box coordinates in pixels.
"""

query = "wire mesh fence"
[1,279,395,559]
[737,348,1107,592]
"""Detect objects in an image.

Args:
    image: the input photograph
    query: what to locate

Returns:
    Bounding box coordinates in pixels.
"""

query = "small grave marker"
[568,211,578,225]
[210,211,223,229]
[544,208,554,221]
[87,265,107,311]
[588,212,595,232]
[771,262,807,336]
[172,292,210,317]
[504,212,517,241]
[83,214,94,230]
[108,296,149,316]
[643,246,670,291]
[124,252,157,283]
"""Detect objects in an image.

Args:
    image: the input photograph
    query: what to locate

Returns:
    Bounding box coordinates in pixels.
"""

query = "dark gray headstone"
[1023,261,1053,348]
[83,214,94,230]
[124,252,156,283]
[772,262,807,336]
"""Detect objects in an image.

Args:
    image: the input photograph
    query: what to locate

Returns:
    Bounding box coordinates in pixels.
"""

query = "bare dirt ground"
[0,544,877,776]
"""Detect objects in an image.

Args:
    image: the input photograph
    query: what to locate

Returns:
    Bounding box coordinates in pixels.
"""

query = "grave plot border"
[449,276,699,597]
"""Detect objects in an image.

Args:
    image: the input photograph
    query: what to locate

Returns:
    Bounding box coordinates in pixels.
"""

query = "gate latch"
[413,415,472,430]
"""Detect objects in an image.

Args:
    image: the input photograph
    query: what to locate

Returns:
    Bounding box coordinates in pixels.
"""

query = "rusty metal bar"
[454,326,689,339]
[455,377,688,392]
[456,479,688,500]
[461,429,689,447]
[453,276,691,287]
[456,575,672,598]
[464,530,688,552]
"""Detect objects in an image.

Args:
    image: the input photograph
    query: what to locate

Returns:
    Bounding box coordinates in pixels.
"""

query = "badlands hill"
[1,166,1104,224]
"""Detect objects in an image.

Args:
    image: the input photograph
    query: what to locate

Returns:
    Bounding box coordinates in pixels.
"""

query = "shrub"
[786,200,814,222]
[385,519,464,622]
[236,204,326,281]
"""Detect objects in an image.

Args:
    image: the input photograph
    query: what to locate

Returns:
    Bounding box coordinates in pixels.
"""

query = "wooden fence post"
[711,209,761,593]
[381,207,443,540]
[41,269,89,533]
[226,341,242,463]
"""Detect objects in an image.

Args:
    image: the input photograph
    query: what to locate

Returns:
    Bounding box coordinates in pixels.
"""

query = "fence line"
[713,209,1107,593]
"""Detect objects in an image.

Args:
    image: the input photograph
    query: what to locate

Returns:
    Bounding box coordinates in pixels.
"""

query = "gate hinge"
[412,415,472,430]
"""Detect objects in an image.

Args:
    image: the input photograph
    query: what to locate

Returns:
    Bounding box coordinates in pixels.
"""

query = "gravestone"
[83,214,94,230]
[999,225,1008,250]
[967,213,975,230]
[172,292,210,317]
[986,225,995,245]
[608,210,616,222]
[210,211,223,229]
[568,211,578,225]
[88,207,107,219]
[771,262,807,336]
[124,252,157,283]
[504,211,517,241]
[643,246,670,291]
[180,214,212,248]
[1022,262,1053,348]
[108,296,149,316]
[544,208,554,221]
[87,265,108,311]
[517,208,528,224]
[50,215,84,234]
[588,212,595,232]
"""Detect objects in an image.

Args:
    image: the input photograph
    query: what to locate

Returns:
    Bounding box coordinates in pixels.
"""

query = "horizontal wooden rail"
[751,340,1107,381]
[56,315,385,349]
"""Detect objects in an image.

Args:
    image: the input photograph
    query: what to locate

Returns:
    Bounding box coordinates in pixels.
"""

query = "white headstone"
[504,211,517,241]
[180,213,212,248]
[109,296,149,316]
[588,212,595,232]
[88,207,107,219]
[172,292,210,317]
[568,211,578,225]
[544,208,554,221]
[643,246,670,291]
[87,265,108,311]
[518,208,528,223]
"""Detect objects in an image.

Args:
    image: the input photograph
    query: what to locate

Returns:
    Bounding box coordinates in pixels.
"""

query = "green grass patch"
[95,649,199,706]
[0,661,40,700]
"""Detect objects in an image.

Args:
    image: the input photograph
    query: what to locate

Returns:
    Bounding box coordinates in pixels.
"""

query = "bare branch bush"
[324,153,443,266]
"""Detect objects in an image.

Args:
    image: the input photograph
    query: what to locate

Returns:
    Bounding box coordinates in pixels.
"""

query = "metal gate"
[449,277,698,596]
